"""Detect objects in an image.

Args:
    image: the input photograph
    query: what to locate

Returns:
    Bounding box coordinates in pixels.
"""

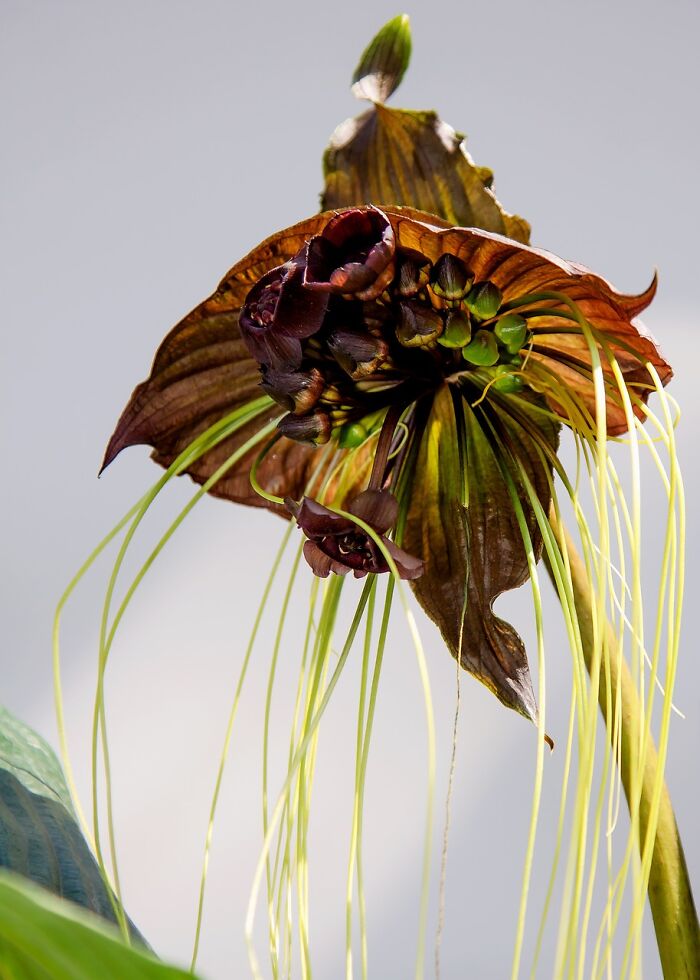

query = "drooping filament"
[53,285,684,979]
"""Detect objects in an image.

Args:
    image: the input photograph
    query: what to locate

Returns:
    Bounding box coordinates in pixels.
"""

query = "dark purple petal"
[240,260,329,369]
[271,259,330,340]
[303,540,352,577]
[277,411,332,445]
[383,539,425,580]
[347,489,398,534]
[294,496,354,536]
[304,207,395,299]
[260,367,325,414]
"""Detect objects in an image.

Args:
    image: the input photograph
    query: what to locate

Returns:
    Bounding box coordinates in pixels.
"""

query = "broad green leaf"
[0,872,195,979]
[0,705,74,816]
[404,384,559,720]
[0,706,143,939]
[351,14,412,104]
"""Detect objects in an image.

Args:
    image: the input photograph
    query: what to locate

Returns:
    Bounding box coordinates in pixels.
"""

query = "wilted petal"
[383,539,425,580]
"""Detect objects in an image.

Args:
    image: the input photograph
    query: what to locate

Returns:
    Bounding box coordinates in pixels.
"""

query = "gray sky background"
[2,2,699,977]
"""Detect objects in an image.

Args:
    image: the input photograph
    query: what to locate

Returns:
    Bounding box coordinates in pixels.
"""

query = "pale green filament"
[506,295,684,978]
[54,284,686,978]
[53,397,274,939]
[190,521,295,971]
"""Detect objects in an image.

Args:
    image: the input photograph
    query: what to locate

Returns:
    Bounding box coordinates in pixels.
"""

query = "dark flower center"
[240,208,531,447]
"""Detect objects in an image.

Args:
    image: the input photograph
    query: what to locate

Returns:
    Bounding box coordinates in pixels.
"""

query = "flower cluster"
[104,204,671,719]
[240,207,530,450]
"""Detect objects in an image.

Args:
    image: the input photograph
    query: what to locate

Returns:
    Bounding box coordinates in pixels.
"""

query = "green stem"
[547,522,700,979]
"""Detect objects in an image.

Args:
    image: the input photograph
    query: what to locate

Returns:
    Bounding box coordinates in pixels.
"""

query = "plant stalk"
[547,521,699,979]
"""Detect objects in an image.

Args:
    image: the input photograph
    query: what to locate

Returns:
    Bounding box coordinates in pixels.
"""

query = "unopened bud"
[465,281,503,320]
[261,367,325,414]
[438,310,472,348]
[395,249,432,297]
[278,411,331,445]
[490,365,524,393]
[430,253,473,303]
[327,328,387,379]
[494,313,528,353]
[462,329,499,366]
[338,421,370,448]
[396,299,443,347]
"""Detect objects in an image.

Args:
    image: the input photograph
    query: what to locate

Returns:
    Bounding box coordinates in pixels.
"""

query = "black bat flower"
[102,206,670,722]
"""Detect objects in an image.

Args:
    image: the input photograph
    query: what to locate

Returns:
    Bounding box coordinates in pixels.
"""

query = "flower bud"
[490,365,524,393]
[396,299,444,347]
[430,253,473,303]
[277,410,331,445]
[395,249,432,297]
[462,329,499,366]
[494,313,528,353]
[327,328,387,379]
[465,281,503,320]
[260,367,325,414]
[338,421,370,448]
[437,309,472,348]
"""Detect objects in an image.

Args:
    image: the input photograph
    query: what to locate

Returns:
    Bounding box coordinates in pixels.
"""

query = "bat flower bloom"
[285,488,424,580]
[104,205,671,721]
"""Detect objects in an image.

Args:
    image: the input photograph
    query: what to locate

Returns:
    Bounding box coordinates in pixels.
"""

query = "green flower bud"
[491,364,524,393]
[494,313,528,352]
[465,281,503,320]
[462,329,499,366]
[438,310,472,348]
[338,421,369,448]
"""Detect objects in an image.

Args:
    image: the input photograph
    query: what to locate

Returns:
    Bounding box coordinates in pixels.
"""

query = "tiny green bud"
[338,421,369,448]
[462,329,499,366]
[465,281,503,320]
[491,365,524,393]
[438,310,472,348]
[494,313,527,352]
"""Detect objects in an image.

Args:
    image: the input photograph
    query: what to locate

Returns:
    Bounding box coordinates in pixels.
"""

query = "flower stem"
[547,520,700,978]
